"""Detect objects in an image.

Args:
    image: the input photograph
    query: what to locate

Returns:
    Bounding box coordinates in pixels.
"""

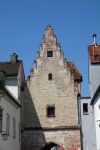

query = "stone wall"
[22,129,80,150]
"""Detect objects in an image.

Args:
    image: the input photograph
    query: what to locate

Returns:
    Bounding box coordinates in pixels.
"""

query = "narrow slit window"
[13,118,16,138]
[6,113,10,135]
[47,105,55,117]
[47,51,53,57]
[83,103,88,114]
[48,73,52,80]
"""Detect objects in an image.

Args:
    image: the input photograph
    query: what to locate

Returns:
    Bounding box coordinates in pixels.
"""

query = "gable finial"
[45,24,54,37]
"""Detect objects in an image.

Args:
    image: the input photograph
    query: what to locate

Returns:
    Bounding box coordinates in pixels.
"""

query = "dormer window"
[48,73,52,80]
[47,51,53,57]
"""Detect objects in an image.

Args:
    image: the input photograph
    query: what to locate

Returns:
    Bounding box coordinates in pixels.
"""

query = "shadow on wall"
[20,83,46,150]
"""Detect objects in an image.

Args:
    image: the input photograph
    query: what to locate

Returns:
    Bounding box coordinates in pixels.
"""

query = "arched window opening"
[48,73,52,81]
[42,142,63,150]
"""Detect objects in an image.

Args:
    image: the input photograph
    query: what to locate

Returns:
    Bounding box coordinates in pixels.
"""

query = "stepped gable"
[35,25,61,60]
[67,61,82,81]
[29,25,82,83]
[88,44,100,64]
[22,26,82,150]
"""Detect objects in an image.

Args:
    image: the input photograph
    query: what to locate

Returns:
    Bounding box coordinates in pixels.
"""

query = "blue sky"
[0,0,100,96]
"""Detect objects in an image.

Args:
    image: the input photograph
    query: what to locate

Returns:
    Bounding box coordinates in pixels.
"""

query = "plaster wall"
[5,78,18,99]
[0,95,20,150]
[80,98,96,150]
[94,94,100,150]
[89,64,100,98]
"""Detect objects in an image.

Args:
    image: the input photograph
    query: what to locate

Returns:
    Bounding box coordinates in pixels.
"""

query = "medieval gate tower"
[21,26,82,150]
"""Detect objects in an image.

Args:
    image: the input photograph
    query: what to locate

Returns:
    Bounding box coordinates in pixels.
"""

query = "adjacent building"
[91,85,100,150]
[90,42,100,150]
[21,26,82,150]
[80,35,100,150]
[80,97,96,150]
[0,53,25,150]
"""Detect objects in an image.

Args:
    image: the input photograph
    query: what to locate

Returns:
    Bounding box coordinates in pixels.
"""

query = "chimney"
[10,53,18,63]
[92,34,97,44]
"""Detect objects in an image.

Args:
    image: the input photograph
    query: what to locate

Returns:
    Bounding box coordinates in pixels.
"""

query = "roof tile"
[66,61,82,81]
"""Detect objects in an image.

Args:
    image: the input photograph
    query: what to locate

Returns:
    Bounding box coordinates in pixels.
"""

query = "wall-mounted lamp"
[2,131,8,141]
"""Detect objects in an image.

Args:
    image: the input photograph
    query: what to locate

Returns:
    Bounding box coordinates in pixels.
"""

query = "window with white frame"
[0,108,2,132]
[13,118,16,138]
[6,113,10,135]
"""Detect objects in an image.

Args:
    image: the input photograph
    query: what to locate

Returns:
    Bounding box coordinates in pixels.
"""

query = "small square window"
[83,103,88,114]
[47,105,55,117]
[47,51,53,57]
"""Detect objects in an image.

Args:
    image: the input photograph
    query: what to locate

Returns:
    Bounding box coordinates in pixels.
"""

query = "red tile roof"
[66,61,82,82]
[88,44,100,64]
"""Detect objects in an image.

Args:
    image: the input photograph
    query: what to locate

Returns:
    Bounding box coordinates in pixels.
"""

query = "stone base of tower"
[21,127,81,150]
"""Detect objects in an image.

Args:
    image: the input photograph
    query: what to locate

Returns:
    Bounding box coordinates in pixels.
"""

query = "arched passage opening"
[42,142,60,150]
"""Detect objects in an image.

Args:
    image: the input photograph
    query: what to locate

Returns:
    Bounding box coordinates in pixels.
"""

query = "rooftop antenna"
[92,34,97,44]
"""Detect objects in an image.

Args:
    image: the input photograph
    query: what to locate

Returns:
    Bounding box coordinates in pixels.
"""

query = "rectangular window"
[6,113,10,135]
[47,51,53,57]
[13,118,16,138]
[0,109,2,133]
[83,103,88,114]
[47,105,55,117]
